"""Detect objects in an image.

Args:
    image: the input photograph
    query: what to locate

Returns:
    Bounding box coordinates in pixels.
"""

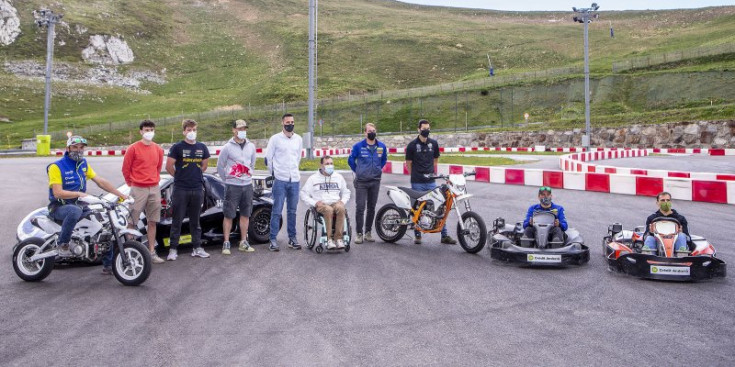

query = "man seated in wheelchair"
[300,155,352,250]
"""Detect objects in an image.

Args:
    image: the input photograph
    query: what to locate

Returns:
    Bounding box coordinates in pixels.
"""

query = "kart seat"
[398,187,431,200]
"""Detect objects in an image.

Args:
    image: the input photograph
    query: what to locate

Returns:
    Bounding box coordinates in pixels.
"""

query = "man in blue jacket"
[348,123,387,244]
[522,186,567,244]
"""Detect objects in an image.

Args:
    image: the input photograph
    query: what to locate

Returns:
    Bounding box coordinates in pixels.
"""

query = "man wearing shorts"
[217,119,257,255]
[122,119,166,264]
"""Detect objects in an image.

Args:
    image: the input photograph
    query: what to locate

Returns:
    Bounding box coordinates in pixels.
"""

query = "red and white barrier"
[382,161,735,205]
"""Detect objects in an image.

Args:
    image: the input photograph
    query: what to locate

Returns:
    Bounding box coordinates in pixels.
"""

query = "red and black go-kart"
[603,218,726,281]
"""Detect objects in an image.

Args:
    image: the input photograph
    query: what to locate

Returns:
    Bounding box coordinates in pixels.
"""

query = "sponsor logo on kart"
[527,254,562,263]
[650,265,690,276]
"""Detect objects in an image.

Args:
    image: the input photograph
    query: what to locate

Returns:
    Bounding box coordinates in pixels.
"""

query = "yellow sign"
[163,234,192,247]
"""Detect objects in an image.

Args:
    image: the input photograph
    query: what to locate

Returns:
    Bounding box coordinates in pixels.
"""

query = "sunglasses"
[539,186,552,192]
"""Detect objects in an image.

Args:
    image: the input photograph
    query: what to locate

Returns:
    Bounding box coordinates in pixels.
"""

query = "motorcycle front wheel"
[375,204,408,243]
[13,238,54,282]
[457,211,487,254]
[113,240,152,286]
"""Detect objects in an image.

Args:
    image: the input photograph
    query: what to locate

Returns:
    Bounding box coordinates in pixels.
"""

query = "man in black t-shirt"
[405,119,456,245]
[165,119,211,260]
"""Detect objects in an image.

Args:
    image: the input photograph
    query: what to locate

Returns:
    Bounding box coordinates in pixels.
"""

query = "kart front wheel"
[457,211,487,254]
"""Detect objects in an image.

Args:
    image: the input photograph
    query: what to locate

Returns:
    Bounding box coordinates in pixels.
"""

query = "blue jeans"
[270,179,300,241]
[411,181,448,237]
[51,203,112,267]
[643,234,688,252]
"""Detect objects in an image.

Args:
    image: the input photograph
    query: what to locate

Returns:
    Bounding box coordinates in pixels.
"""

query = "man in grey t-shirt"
[217,119,257,255]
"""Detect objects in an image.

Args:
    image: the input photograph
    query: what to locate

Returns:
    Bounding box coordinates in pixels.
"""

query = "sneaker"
[101,266,113,275]
[151,252,166,264]
[269,240,280,252]
[364,232,375,242]
[167,249,178,261]
[326,239,336,250]
[336,239,345,249]
[191,247,210,258]
[354,233,364,244]
[239,239,255,253]
[288,238,302,250]
[222,241,231,255]
[56,243,71,256]
[414,235,422,245]
[441,235,457,245]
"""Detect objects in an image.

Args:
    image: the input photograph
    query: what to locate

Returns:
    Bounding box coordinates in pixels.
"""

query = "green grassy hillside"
[1,0,734,146]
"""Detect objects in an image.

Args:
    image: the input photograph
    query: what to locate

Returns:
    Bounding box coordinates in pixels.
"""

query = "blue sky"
[397,1,734,11]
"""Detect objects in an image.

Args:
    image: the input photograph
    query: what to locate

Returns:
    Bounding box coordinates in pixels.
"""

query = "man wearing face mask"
[122,120,166,264]
[217,119,257,255]
[165,119,211,260]
[300,156,351,250]
[348,123,387,244]
[642,191,690,252]
[47,135,129,274]
[522,186,567,244]
[265,113,303,251]
[405,119,456,245]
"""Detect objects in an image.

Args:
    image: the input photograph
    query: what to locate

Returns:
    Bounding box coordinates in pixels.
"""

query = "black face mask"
[419,129,430,138]
[284,124,294,133]
[367,132,376,140]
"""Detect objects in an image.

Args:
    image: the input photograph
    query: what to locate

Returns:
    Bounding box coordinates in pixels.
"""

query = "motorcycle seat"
[398,187,431,200]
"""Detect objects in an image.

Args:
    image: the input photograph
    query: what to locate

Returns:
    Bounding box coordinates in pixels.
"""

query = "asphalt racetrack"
[1,156,734,366]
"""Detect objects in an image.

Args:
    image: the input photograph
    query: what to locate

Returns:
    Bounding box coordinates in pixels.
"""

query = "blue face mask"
[324,165,334,175]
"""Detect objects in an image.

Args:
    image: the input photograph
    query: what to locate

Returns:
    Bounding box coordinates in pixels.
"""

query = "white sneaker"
[167,249,178,261]
[326,240,336,250]
[191,247,210,258]
[150,252,165,264]
[336,239,345,249]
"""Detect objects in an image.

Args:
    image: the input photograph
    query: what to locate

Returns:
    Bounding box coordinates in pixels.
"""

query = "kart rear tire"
[13,238,54,282]
[375,204,407,243]
[249,206,280,244]
[457,211,487,254]
[112,241,151,286]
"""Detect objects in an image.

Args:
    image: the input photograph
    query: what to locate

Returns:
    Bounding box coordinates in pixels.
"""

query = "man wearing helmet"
[47,135,129,274]
[522,186,567,244]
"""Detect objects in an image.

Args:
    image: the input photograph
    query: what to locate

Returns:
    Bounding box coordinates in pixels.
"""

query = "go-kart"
[603,218,726,281]
[488,211,589,266]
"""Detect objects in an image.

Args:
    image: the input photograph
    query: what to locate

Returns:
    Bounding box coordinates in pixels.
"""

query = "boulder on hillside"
[82,35,134,65]
[0,0,21,46]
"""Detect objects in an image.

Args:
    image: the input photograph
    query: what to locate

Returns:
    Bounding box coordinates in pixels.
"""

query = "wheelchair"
[303,206,352,254]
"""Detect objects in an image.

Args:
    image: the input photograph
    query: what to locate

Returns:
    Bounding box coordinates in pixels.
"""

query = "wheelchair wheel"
[343,213,352,246]
[304,207,318,250]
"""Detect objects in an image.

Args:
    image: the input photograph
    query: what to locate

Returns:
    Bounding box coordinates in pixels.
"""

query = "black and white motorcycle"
[13,195,151,286]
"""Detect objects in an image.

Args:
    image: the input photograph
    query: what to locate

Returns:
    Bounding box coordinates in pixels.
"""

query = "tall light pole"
[573,3,599,150]
[306,0,317,159]
[33,9,63,136]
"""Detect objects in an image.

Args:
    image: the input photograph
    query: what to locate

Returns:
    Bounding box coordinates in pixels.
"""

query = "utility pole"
[573,3,599,150]
[33,9,63,136]
[306,0,317,159]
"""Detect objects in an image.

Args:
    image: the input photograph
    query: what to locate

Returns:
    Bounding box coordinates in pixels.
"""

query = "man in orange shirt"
[122,120,166,264]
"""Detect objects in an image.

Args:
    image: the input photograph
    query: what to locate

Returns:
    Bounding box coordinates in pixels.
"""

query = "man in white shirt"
[300,156,351,250]
[265,113,303,251]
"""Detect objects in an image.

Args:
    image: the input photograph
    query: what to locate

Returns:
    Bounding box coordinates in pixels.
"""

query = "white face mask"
[186,131,197,141]
[237,131,247,140]
[324,164,334,175]
[142,131,155,141]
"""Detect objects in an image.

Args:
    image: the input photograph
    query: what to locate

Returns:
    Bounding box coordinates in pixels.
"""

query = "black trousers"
[354,179,381,234]
[169,187,204,250]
